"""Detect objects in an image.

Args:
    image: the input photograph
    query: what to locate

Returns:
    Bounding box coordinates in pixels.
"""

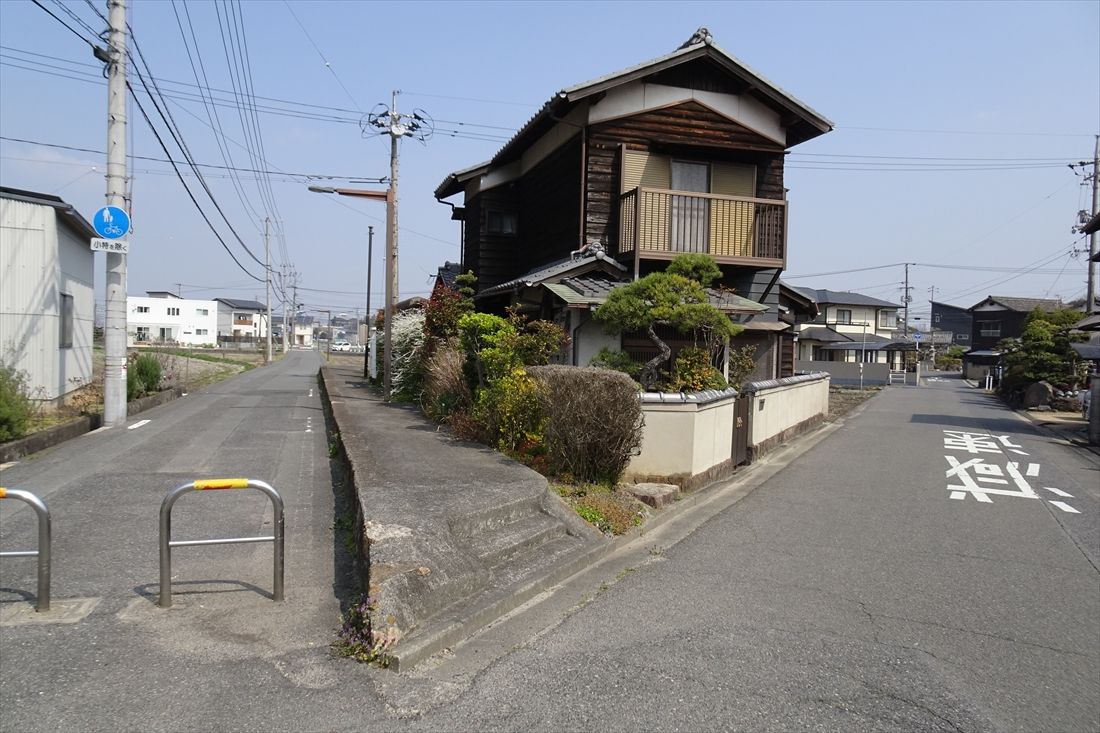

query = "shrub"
[0,361,33,442]
[133,354,162,394]
[457,312,514,388]
[421,344,471,420]
[668,346,727,392]
[474,367,544,452]
[390,310,427,401]
[589,347,641,380]
[126,369,143,401]
[726,345,758,390]
[527,365,644,484]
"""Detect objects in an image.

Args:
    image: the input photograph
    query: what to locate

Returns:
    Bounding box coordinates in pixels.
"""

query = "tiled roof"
[974,295,1064,313]
[792,287,901,309]
[478,250,627,297]
[798,327,853,343]
[216,298,266,310]
[435,261,463,290]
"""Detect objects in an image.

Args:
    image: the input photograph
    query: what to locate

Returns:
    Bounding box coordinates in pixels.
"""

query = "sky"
[1,0,1097,326]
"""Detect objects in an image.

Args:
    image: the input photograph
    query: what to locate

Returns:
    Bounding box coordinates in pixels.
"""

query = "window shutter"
[710,162,756,257]
[621,150,670,193]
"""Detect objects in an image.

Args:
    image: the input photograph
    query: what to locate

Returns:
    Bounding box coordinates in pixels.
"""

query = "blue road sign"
[92,206,130,240]
[913,331,922,342]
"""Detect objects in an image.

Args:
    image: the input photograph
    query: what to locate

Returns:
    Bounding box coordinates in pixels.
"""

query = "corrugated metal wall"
[0,198,93,400]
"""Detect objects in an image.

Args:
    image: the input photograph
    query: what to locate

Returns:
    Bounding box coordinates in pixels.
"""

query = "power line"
[29,0,100,49]
[281,0,362,112]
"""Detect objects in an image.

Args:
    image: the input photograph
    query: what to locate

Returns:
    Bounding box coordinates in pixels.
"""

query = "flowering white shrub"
[389,309,426,400]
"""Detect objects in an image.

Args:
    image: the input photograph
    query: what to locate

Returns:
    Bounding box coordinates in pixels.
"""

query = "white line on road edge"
[1043,486,1075,498]
[0,461,17,470]
[127,420,151,430]
[309,388,313,398]
[1048,500,1080,514]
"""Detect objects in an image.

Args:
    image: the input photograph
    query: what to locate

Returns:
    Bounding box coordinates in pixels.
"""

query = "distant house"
[214,298,268,340]
[962,295,1064,380]
[0,186,96,402]
[791,288,908,367]
[434,28,833,383]
[272,314,313,347]
[128,291,218,346]
[930,301,972,347]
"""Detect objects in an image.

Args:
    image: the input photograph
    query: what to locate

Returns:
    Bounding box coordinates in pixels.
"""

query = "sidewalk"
[319,363,604,670]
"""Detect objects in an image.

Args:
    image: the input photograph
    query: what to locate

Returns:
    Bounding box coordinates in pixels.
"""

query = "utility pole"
[264,217,272,363]
[901,263,912,336]
[365,225,373,379]
[102,0,128,427]
[1088,135,1098,314]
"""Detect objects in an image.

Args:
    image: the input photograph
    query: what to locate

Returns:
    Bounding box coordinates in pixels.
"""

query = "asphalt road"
[2,368,1097,732]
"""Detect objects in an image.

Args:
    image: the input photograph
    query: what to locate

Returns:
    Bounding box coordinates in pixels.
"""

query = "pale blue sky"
[1,0,1097,323]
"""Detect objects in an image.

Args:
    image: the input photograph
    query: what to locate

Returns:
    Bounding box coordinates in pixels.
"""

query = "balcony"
[619,187,786,268]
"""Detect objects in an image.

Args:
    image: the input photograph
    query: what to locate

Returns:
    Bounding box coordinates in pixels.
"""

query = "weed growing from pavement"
[328,432,342,458]
[332,593,397,667]
[331,513,358,557]
[552,481,647,535]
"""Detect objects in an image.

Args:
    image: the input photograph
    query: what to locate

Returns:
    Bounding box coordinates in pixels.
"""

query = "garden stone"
[621,482,679,508]
[1022,380,1053,409]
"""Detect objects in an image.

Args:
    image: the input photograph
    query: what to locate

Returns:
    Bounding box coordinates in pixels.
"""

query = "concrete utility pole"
[264,217,272,363]
[1088,135,1098,314]
[365,225,373,379]
[102,0,128,427]
[901,263,912,336]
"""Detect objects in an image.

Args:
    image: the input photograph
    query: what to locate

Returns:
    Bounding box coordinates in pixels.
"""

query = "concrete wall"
[0,198,94,401]
[796,359,889,386]
[625,389,738,490]
[745,373,830,458]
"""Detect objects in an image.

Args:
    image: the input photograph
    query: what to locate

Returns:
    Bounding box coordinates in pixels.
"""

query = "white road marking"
[0,461,17,470]
[127,420,151,430]
[1049,501,1080,514]
[87,426,111,435]
[1025,464,1040,477]
[949,491,967,500]
[309,388,313,398]
[1043,486,1074,498]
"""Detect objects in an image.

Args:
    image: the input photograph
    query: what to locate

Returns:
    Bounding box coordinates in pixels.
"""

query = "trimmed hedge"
[527,365,643,484]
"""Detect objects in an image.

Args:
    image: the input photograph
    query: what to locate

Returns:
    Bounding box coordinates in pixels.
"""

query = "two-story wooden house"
[435,29,833,380]
[961,295,1064,380]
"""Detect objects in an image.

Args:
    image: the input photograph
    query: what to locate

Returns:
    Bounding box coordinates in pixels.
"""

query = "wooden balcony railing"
[620,187,786,266]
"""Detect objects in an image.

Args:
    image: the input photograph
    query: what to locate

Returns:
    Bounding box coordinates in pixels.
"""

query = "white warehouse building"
[127,291,218,346]
[0,186,96,402]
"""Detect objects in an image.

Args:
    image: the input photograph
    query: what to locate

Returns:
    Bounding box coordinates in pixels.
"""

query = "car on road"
[331,340,352,352]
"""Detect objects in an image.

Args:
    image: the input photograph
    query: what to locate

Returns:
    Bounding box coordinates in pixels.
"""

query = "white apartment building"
[128,291,218,346]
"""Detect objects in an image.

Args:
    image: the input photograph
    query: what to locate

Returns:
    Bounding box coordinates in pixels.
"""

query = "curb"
[0,387,183,463]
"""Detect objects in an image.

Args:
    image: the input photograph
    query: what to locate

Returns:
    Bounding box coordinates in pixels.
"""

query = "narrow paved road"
[0,351,389,731]
[2,369,1097,732]
[401,375,1099,732]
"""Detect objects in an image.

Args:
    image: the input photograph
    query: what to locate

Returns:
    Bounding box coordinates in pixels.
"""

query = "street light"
[309,185,395,397]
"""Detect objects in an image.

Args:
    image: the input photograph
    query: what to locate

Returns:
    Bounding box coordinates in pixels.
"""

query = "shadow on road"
[909,413,1039,434]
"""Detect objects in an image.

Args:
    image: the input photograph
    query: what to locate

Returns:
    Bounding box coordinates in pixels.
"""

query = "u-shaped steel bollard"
[158,479,284,608]
[0,487,51,612]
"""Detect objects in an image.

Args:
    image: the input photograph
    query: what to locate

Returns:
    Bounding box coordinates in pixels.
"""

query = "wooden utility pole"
[365,225,373,379]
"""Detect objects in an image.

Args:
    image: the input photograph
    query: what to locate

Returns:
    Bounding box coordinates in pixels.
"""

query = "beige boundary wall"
[624,373,831,491]
[744,372,830,461]
[625,388,738,492]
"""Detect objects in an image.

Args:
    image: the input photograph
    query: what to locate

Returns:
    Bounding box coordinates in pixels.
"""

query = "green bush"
[589,348,641,379]
[527,365,643,484]
[473,367,544,452]
[0,361,33,442]
[668,346,727,392]
[126,369,142,401]
[133,354,162,394]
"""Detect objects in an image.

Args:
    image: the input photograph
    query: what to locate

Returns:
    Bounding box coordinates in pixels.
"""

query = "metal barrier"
[159,479,284,609]
[0,487,51,612]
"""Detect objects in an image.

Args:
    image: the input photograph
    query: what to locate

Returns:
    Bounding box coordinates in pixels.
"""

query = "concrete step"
[449,494,545,539]
[389,531,607,671]
[466,513,567,568]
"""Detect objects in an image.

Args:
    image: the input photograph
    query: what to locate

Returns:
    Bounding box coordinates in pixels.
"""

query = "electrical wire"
[29,0,100,49]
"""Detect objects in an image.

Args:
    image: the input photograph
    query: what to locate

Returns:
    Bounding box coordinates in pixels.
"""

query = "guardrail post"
[158,478,284,609]
[0,487,51,612]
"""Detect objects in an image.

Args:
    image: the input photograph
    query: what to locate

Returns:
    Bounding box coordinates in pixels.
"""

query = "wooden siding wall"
[467,187,519,291]
[586,101,785,256]
[518,135,583,272]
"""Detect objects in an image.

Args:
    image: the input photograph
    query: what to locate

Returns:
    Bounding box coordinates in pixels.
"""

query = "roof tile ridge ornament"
[677,27,714,50]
